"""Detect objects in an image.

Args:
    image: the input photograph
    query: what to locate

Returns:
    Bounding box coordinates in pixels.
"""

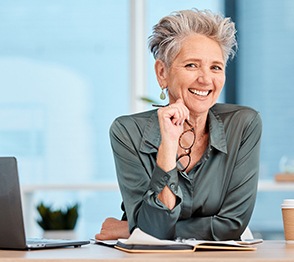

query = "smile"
[188,88,211,97]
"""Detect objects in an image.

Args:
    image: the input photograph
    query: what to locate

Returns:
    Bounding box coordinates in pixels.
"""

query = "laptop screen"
[0,157,27,249]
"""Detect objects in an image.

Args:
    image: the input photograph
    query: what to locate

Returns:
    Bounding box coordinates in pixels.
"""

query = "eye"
[211,65,223,71]
[185,63,198,69]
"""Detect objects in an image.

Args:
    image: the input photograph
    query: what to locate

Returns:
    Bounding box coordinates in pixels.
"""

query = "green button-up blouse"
[109,103,262,240]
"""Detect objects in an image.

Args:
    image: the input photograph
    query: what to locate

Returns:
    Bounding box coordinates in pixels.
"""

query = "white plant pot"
[43,230,77,240]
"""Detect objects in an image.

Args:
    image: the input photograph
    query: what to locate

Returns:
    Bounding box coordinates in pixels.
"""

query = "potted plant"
[36,202,79,239]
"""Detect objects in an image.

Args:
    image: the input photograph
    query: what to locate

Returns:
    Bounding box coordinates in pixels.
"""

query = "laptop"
[0,157,90,250]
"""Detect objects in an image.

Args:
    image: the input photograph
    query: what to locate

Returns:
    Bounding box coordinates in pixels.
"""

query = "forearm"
[175,214,245,241]
[137,189,181,239]
[121,165,183,239]
[156,143,178,210]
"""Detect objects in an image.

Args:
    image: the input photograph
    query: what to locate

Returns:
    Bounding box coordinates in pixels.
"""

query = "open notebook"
[96,228,262,253]
[0,157,90,250]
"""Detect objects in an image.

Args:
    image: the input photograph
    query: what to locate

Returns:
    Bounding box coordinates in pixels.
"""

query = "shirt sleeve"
[109,117,183,239]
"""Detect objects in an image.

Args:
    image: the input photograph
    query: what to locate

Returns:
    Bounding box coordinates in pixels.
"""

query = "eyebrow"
[183,58,224,67]
[212,60,225,67]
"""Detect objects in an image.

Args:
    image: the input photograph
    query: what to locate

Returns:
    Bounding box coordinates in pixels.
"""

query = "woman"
[96,9,262,241]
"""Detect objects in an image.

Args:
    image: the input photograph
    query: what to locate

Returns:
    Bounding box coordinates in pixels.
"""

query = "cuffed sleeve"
[138,165,182,239]
[149,165,180,196]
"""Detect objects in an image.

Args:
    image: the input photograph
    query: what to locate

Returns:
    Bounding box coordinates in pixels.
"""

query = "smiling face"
[155,34,225,118]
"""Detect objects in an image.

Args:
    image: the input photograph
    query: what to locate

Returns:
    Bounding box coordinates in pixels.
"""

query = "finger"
[95,232,106,240]
[174,100,190,122]
[95,230,114,240]
[95,233,102,240]
[169,105,188,125]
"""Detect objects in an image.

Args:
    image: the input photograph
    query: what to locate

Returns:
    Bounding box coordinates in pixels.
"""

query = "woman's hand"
[156,98,190,172]
[95,217,130,240]
[158,99,190,140]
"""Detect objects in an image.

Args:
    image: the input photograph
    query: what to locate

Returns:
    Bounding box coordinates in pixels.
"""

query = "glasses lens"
[176,154,191,172]
[179,129,195,150]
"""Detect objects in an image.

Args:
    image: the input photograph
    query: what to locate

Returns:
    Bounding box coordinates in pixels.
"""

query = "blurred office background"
[0,0,293,239]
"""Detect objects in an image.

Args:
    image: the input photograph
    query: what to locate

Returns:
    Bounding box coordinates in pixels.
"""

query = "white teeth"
[192,89,209,96]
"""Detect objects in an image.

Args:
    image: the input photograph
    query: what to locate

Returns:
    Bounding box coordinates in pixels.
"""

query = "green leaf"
[36,202,79,230]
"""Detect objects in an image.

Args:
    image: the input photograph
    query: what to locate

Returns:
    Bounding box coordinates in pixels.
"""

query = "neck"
[188,113,208,136]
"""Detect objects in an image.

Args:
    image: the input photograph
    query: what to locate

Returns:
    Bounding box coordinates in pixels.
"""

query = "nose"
[197,69,212,85]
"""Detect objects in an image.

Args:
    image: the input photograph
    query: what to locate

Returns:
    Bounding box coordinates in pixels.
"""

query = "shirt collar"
[208,107,227,154]
[140,107,227,154]
[140,111,161,154]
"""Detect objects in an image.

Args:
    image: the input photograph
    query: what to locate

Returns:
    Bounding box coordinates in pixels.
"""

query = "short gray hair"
[148,9,237,67]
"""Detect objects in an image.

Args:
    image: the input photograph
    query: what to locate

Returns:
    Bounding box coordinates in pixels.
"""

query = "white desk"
[0,241,294,262]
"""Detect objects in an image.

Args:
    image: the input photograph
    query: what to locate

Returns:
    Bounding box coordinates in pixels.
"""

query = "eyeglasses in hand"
[176,120,196,172]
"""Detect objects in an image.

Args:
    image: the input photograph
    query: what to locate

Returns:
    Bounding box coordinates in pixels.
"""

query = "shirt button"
[164,175,169,181]
[170,183,177,193]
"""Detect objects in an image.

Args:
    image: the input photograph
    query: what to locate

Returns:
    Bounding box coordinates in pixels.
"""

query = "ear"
[154,60,168,88]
